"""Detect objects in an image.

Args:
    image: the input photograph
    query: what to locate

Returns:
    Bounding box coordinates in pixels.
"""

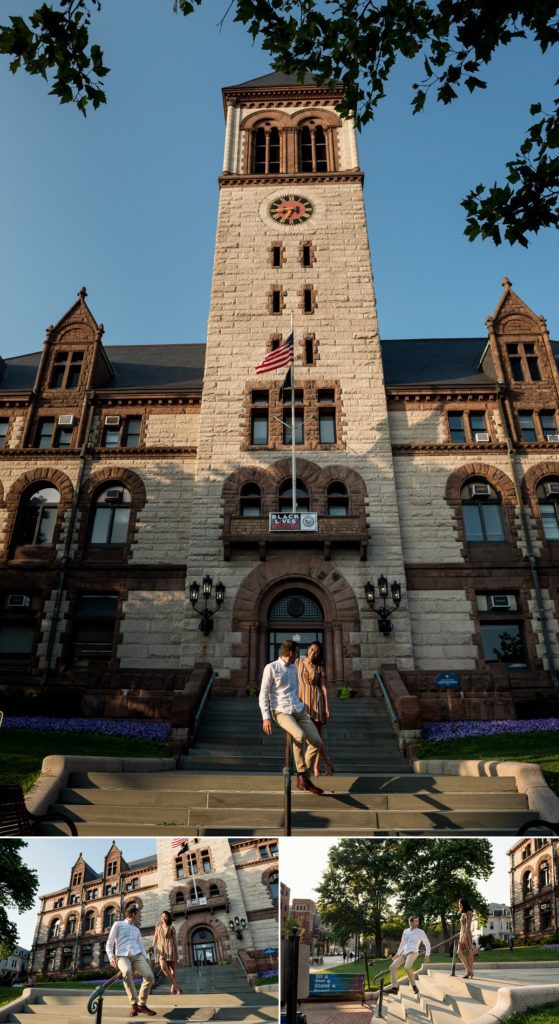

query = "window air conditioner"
[470,483,491,498]
[474,432,490,442]
[546,434,559,442]
[105,488,123,502]
[545,482,559,496]
[58,414,75,426]
[104,415,121,426]
[7,594,31,608]
[488,595,512,610]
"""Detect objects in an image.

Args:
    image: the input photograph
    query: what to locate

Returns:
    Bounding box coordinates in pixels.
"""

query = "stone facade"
[509,838,558,939]
[29,838,278,977]
[1,72,559,734]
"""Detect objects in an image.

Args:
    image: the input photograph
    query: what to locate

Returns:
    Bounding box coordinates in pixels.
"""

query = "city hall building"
[29,838,278,976]
[1,72,558,736]
[509,838,558,939]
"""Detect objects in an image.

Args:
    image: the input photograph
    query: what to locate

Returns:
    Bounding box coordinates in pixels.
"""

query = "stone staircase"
[44,768,535,835]
[185,696,412,774]
[381,968,537,1024]
[5,966,277,1024]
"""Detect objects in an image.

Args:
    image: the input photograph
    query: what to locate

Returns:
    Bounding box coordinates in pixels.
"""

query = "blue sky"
[0,1,557,360]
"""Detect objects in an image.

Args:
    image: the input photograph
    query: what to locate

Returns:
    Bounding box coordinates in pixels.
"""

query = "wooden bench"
[0,784,78,836]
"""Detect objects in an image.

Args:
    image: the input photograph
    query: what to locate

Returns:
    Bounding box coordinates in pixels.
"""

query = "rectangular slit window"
[272,289,281,314]
[304,338,314,365]
[251,410,268,445]
[272,246,281,267]
[302,244,312,267]
[448,413,466,443]
[303,288,313,313]
[519,412,537,441]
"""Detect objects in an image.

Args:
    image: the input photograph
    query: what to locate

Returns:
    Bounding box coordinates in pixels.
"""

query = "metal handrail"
[372,932,459,1019]
[191,670,218,742]
[374,671,399,726]
[283,733,293,836]
[87,970,122,1024]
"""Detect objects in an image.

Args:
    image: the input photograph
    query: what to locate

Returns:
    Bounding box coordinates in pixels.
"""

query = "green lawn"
[0,987,23,1007]
[506,1005,559,1024]
[417,731,559,796]
[0,729,172,790]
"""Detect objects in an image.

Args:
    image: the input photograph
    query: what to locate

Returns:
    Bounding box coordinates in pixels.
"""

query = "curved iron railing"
[87,970,122,1024]
[372,933,459,1019]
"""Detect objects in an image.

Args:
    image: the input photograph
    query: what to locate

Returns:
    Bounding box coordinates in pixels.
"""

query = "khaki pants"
[390,952,417,988]
[273,709,324,774]
[117,954,154,1006]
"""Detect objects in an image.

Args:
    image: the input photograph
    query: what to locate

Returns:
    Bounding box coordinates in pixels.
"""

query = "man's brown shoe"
[296,773,323,795]
[130,1006,139,1018]
[137,1007,156,1017]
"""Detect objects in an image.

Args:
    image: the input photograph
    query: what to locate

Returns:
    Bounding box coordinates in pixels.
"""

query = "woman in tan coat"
[152,911,182,995]
[457,897,475,978]
[297,641,334,776]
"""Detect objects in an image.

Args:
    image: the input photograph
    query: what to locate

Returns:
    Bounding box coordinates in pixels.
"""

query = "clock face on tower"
[268,194,313,226]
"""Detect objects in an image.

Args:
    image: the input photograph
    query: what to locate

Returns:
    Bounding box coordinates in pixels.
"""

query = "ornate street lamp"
[189,575,225,634]
[229,916,246,940]
[364,575,402,634]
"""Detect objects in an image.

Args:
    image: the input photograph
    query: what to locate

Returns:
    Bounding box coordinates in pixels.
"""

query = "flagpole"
[290,313,296,514]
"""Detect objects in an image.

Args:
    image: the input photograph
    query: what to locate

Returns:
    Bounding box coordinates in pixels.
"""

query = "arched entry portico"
[176,918,230,967]
[231,556,362,691]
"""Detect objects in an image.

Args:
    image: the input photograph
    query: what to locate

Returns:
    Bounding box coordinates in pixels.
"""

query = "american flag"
[255,333,294,375]
[171,837,189,849]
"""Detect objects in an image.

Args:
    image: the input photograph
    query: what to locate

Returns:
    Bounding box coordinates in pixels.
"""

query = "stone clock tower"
[185,72,413,693]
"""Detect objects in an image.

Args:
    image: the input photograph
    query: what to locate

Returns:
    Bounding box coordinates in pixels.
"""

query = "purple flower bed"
[423,718,559,742]
[2,717,171,741]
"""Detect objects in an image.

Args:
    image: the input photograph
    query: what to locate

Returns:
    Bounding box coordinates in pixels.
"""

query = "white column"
[222,102,235,173]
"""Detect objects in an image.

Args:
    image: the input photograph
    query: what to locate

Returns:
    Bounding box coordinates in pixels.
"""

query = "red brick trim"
[74,467,147,562]
[444,462,521,555]
[3,467,75,560]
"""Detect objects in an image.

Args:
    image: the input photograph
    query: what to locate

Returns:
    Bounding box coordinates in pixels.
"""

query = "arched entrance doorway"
[267,588,324,660]
[191,927,217,965]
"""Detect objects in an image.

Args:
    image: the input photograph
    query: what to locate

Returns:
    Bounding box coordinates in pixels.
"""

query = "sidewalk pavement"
[300,1002,372,1024]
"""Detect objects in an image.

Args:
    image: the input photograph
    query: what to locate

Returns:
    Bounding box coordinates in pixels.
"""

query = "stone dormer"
[485,277,559,390]
[34,286,113,396]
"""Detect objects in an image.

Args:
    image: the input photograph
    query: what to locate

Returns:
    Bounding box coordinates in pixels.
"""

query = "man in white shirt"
[388,916,430,996]
[259,640,324,794]
[106,905,156,1016]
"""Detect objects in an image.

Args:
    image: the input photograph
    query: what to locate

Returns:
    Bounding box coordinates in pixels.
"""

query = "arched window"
[84,911,95,932]
[175,892,185,904]
[278,479,310,513]
[66,915,77,936]
[240,483,261,518]
[103,906,116,930]
[17,484,60,545]
[89,485,131,545]
[209,884,220,898]
[269,871,279,901]
[253,125,280,174]
[537,479,559,540]
[522,871,532,897]
[460,480,506,542]
[539,861,550,888]
[327,482,348,517]
[299,123,328,172]
[49,918,61,939]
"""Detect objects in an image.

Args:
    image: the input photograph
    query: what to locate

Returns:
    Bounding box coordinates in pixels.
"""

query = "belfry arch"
[231,556,362,691]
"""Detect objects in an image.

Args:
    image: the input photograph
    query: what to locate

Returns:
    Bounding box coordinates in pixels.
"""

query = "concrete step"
[36,768,536,836]
[191,693,409,775]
